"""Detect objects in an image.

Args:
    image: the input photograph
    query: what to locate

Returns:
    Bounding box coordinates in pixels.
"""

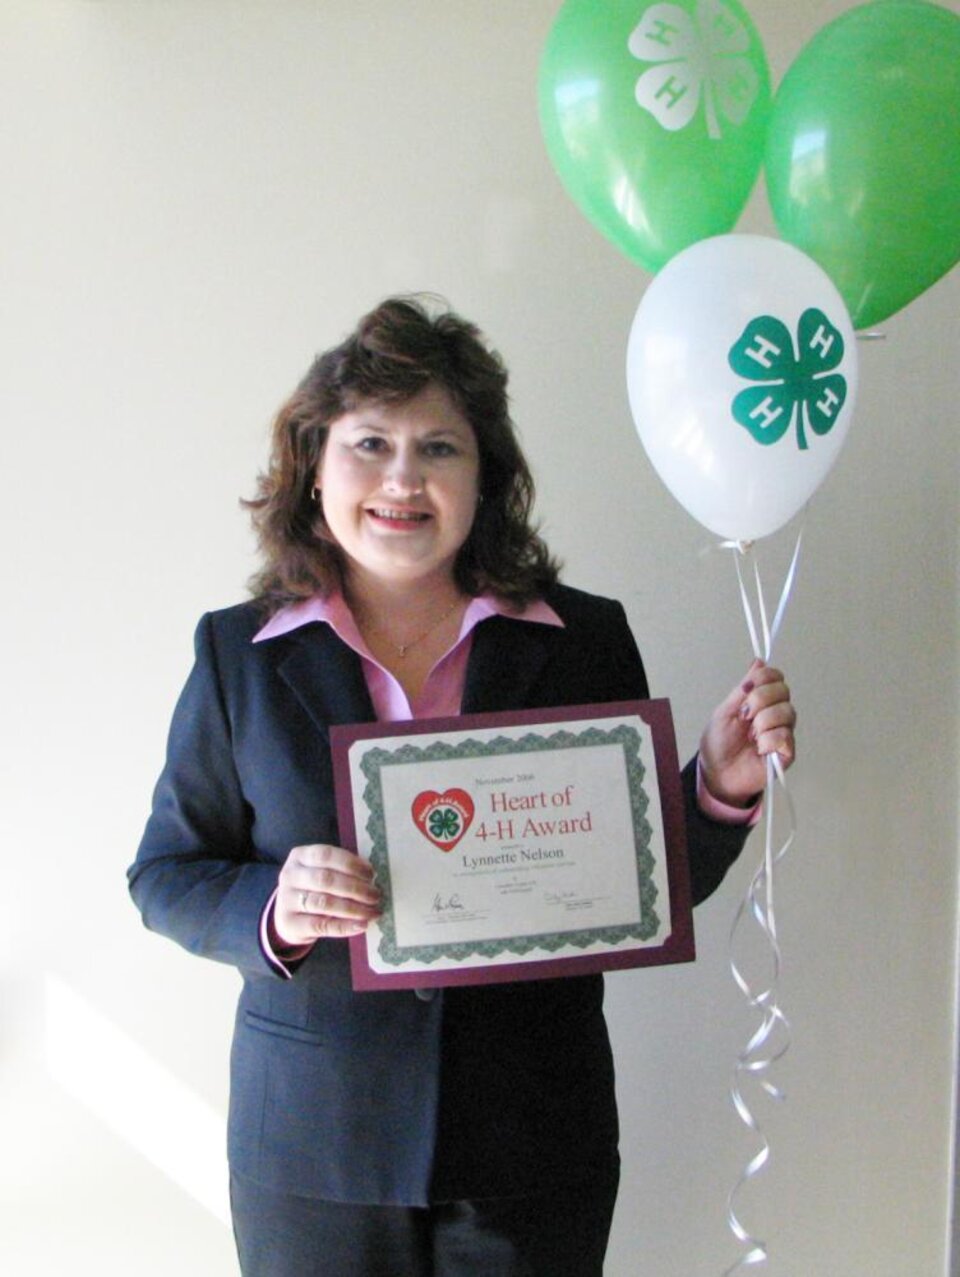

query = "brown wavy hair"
[244,296,559,610]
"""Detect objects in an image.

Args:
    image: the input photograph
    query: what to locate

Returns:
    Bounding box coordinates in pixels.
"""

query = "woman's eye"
[356,436,388,453]
[423,440,457,458]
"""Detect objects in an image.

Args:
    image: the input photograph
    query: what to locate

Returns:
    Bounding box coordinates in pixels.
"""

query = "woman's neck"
[343,569,470,704]
[343,569,465,628]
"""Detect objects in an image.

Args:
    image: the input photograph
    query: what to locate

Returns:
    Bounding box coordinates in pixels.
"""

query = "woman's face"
[316,383,480,592]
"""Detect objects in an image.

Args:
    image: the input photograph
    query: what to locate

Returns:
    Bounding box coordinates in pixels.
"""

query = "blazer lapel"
[272,623,375,735]
[461,615,558,715]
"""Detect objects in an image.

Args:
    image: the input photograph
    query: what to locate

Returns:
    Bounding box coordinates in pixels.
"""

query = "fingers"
[715,659,764,716]
[699,661,798,806]
[739,663,797,764]
[274,843,382,946]
[287,843,379,902]
[738,662,791,719]
[756,724,796,767]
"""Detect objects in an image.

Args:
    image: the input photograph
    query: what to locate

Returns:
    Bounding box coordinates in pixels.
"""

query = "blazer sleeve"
[127,613,279,977]
[681,758,750,905]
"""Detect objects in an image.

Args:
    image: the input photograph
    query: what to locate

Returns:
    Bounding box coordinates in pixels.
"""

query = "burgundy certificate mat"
[331,700,694,991]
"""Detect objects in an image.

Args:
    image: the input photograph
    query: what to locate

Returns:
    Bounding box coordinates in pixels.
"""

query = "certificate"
[331,700,694,991]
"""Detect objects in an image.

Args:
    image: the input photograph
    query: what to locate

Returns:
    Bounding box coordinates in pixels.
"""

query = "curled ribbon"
[719,530,802,1274]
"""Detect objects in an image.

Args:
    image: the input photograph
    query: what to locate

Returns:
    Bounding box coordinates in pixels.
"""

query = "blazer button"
[414,987,437,1002]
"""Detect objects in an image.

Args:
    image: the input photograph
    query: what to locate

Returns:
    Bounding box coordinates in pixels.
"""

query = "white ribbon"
[718,529,802,1274]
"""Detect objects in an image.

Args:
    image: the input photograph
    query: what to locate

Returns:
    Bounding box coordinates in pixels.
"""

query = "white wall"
[2,2,957,1274]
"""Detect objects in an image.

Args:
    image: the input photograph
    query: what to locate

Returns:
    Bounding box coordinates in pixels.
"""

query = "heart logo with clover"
[411,789,475,852]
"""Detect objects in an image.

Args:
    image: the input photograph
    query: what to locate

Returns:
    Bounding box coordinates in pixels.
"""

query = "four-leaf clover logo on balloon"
[428,807,461,841]
[728,308,848,451]
[628,0,761,139]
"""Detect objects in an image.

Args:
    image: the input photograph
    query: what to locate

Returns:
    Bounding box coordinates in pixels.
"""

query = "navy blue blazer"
[129,584,748,1206]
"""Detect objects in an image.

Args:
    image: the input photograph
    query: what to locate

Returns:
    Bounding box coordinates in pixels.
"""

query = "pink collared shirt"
[253,591,563,720]
[253,591,756,973]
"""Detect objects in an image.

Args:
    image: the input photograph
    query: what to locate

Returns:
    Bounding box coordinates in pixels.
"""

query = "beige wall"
[2,2,958,1273]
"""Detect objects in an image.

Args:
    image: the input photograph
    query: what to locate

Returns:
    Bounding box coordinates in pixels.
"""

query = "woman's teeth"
[370,509,428,521]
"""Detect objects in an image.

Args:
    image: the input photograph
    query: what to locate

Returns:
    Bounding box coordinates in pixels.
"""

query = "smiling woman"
[243,297,559,612]
[128,295,796,1277]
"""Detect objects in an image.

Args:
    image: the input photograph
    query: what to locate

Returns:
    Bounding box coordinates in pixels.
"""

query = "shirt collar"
[252,591,563,645]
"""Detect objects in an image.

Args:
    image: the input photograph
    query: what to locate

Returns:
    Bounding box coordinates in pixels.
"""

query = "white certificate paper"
[332,701,694,990]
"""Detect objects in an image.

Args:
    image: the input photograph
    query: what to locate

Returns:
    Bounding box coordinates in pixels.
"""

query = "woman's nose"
[383,448,423,495]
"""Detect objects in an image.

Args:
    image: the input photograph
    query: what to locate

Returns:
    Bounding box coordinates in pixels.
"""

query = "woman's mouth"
[366,507,432,530]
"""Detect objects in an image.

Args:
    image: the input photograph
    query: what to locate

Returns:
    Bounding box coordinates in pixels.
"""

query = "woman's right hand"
[272,843,382,949]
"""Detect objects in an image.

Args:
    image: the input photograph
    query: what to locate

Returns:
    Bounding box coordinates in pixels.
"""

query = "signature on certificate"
[432,893,465,914]
[544,890,598,912]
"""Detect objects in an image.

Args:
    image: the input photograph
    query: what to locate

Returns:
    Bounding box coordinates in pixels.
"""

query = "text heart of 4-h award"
[331,701,694,991]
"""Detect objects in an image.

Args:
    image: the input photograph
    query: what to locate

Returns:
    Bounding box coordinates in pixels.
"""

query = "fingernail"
[741,679,755,695]
[740,701,752,720]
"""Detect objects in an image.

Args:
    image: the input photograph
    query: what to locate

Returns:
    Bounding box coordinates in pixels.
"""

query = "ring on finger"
[299,889,310,911]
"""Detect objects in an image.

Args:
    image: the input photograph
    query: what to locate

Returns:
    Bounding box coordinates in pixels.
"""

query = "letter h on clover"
[728,308,848,450]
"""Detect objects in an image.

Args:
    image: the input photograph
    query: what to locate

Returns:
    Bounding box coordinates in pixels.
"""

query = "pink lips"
[366,507,431,532]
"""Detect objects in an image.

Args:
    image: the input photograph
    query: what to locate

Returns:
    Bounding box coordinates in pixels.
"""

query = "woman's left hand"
[698,659,797,807]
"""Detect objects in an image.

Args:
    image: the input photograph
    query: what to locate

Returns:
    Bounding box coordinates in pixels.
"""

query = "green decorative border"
[358,725,659,968]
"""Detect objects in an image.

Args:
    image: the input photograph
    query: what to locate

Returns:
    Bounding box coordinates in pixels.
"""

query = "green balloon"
[765,0,960,330]
[538,0,771,274]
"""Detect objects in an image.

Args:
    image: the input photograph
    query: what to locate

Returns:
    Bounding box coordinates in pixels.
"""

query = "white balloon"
[626,234,858,542]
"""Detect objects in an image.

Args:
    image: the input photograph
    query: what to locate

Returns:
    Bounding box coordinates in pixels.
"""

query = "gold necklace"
[361,598,462,659]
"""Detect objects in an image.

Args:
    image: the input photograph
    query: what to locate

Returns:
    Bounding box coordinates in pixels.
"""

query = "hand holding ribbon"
[699,660,796,809]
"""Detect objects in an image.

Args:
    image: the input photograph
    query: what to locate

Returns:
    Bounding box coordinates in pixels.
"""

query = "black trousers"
[230,1170,619,1277]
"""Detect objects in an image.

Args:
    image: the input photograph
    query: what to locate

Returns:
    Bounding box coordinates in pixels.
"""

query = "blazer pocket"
[243,1010,324,1045]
